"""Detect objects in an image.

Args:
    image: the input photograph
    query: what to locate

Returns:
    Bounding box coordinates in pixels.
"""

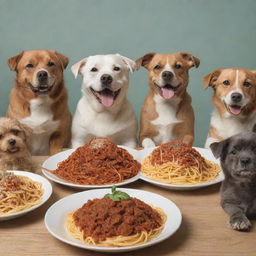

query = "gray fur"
[210,132,256,231]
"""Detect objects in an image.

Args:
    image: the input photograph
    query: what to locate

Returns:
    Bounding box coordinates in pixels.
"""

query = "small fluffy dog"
[0,117,37,172]
[71,54,138,148]
[204,68,256,148]
[136,52,200,148]
[211,132,256,231]
[7,50,71,156]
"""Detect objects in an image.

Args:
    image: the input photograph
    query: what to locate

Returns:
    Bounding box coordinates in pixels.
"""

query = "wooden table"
[1,156,255,256]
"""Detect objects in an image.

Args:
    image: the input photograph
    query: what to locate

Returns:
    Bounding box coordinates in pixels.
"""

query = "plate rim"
[0,170,52,220]
[44,188,182,252]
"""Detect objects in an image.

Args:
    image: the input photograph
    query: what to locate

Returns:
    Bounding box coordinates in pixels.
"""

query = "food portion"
[66,187,166,247]
[53,138,140,185]
[141,141,220,185]
[0,172,43,215]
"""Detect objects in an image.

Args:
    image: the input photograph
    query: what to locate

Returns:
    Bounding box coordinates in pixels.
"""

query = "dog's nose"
[240,157,251,166]
[37,71,48,82]
[231,92,242,103]
[162,71,174,81]
[8,139,16,146]
[101,74,113,86]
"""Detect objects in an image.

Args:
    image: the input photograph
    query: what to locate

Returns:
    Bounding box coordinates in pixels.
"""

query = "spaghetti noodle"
[53,138,140,185]
[66,197,166,247]
[141,141,220,185]
[0,172,43,215]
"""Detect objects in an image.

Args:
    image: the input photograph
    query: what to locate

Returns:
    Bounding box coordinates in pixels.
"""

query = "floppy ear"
[136,53,156,70]
[203,69,221,89]
[116,54,137,73]
[71,58,88,78]
[180,52,200,68]
[210,139,228,159]
[17,121,33,149]
[8,51,24,71]
[54,51,69,70]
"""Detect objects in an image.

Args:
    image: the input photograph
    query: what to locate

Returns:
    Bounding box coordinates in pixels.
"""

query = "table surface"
[1,156,255,256]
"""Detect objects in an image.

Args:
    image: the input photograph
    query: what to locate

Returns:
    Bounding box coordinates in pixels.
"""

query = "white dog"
[71,54,138,148]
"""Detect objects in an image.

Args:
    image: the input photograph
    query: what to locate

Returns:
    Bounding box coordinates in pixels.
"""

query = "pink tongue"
[161,88,175,99]
[99,94,114,107]
[230,106,241,115]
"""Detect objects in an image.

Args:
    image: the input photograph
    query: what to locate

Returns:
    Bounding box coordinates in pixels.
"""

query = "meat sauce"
[73,197,162,242]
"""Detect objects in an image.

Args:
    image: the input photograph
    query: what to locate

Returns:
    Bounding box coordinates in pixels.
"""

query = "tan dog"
[204,68,256,148]
[136,52,200,148]
[7,50,71,155]
[0,117,37,172]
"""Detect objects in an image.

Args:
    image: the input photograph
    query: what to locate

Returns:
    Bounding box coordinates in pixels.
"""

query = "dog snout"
[37,71,48,83]
[231,92,242,103]
[8,139,16,146]
[240,157,251,166]
[162,71,173,82]
[100,74,113,86]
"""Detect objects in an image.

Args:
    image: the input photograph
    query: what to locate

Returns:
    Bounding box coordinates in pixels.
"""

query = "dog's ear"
[136,53,156,70]
[18,122,33,149]
[54,51,69,70]
[210,139,229,159]
[203,69,222,89]
[116,54,137,73]
[71,58,88,78]
[8,51,24,71]
[180,52,200,68]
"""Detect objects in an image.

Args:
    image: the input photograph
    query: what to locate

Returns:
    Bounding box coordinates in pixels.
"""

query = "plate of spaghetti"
[44,187,181,252]
[0,171,52,221]
[42,138,141,189]
[140,141,223,190]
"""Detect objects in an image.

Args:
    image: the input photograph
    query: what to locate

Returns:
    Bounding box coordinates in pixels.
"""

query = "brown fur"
[7,50,71,155]
[136,52,199,146]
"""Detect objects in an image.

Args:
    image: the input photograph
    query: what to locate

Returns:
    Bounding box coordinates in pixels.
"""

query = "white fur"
[205,108,256,148]
[147,94,181,146]
[21,96,59,155]
[71,54,137,148]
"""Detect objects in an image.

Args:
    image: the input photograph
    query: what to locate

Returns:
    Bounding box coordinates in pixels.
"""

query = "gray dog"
[210,132,256,231]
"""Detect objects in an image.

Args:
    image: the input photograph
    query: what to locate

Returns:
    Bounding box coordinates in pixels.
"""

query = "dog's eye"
[48,61,55,67]
[223,80,230,86]
[113,66,120,71]
[26,63,34,68]
[11,129,20,136]
[91,67,98,72]
[154,65,161,70]
[230,149,237,155]
[243,81,251,87]
[0,134,2,139]
[174,64,182,69]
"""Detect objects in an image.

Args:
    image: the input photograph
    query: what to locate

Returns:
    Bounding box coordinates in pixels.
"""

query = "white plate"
[0,170,52,221]
[44,188,182,253]
[42,146,141,189]
[139,147,224,190]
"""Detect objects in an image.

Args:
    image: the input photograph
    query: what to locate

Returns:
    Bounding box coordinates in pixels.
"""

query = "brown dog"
[7,50,71,155]
[0,117,37,172]
[136,52,200,148]
[204,68,256,148]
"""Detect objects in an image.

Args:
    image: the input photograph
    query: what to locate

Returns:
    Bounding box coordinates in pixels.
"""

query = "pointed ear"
[180,52,200,68]
[8,51,24,71]
[203,69,221,89]
[210,139,229,159]
[54,51,69,70]
[71,58,88,78]
[116,54,137,73]
[136,53,156,70]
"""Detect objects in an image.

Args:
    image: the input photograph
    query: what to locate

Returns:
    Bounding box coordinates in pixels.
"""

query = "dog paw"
[230,215,251,231]
[142,138,155,148]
